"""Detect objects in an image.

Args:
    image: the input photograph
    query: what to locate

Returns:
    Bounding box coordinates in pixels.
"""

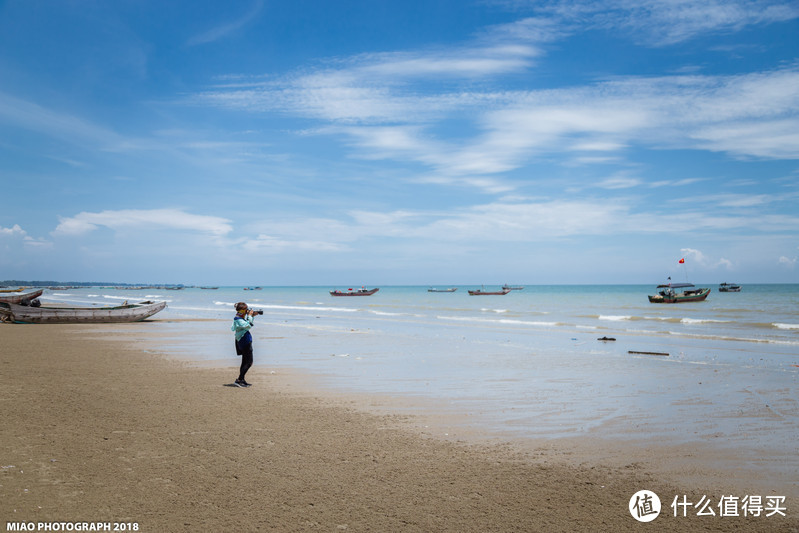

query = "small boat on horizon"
[330,287,380,296]
[718,282,742,292]
[0,300,167,324]
[648,283,710,303]
[468,287,511,296]
[428,287,458,292]
[502,284,524,291]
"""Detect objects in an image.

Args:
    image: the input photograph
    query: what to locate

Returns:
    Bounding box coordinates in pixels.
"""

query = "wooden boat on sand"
[0,289,44,305]
[330,288,379,296]
[0,300,167,324]
[648,283,710,303]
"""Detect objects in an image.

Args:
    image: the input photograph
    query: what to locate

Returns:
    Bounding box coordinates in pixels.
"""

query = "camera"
[252,309,264,315]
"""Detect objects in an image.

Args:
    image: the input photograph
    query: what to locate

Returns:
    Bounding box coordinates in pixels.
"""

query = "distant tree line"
[1,280,143,287]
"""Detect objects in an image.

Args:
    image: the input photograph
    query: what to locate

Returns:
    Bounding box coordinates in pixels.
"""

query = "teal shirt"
[231,315,254,341]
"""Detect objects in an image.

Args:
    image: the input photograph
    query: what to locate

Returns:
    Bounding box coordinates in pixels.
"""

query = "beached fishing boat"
[468,287,511,296]
[0,300,167,324]
[718,282,741,292]
[329,287,380,296]
[0,289,44,305]
[648,283,710,303]
[428,287,458,292]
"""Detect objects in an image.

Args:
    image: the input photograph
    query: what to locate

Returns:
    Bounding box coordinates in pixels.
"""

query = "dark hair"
[235,302,248,312]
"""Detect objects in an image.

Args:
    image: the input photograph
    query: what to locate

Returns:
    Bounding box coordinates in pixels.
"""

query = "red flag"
[678,258,685,264]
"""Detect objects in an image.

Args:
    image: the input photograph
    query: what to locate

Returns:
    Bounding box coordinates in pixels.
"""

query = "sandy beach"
[1,322,796,532]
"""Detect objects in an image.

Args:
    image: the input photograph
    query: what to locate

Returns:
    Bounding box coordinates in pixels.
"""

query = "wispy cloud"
[186,1,264,46]
[230,195,799,252]
[0,92,122,149]
[53,209,233,237]
[528,0,799,45]
[191,13,799,189]
[241,234,345,253]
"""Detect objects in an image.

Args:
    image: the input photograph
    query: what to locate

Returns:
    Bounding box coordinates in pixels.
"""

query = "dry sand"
[1,323,796,532]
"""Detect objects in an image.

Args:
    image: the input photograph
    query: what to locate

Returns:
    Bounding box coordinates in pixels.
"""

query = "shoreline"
[110,317,799,499]
[1,322,796,531]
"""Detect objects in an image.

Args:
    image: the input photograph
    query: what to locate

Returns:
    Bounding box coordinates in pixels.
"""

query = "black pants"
[236,338,253,381]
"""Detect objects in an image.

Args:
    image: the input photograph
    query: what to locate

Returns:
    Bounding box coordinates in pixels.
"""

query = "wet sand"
[1,323,795,532]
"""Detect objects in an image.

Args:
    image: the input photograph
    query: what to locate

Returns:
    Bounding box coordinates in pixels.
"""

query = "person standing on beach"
[231,302,255,387]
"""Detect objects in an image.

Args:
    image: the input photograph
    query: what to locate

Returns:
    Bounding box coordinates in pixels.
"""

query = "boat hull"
[468,289,511,295]
[0,289,44,304]
[329,288,379,296]
[0,301,167,324]
[718,284,741,292]
[648,288,710,303]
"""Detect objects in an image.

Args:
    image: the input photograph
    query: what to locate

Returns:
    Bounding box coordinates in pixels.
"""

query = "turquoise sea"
[41,283,799,490]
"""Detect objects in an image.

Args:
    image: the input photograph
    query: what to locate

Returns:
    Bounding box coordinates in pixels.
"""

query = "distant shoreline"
[5,281,797,288]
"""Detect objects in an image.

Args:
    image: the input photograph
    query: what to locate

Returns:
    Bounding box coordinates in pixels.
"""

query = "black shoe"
[241,380,252,387]
[234,379,245,388]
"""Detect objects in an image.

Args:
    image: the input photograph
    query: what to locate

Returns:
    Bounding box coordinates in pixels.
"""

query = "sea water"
[41,284,799,484]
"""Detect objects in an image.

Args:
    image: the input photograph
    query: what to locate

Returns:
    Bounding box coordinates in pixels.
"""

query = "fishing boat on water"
[502,284,524,291]
[0,289,44,305]
[648,283,710,303]
[718,282,741,292]
[330,287,380,296]
[428,287,457,292]
[468,287,511,296]
[0,300,167,324]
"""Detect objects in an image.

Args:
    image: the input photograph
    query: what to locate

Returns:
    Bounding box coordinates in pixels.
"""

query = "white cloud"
[183,4,799,196]
[778,255,797,268]
[53,209,233,237]
[0,224,51,250]
[0,224,27,238]
[716,257,734,269]
[680,247,709,265]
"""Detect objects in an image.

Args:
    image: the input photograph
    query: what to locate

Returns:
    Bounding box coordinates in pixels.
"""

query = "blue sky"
[1,0,798,285]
